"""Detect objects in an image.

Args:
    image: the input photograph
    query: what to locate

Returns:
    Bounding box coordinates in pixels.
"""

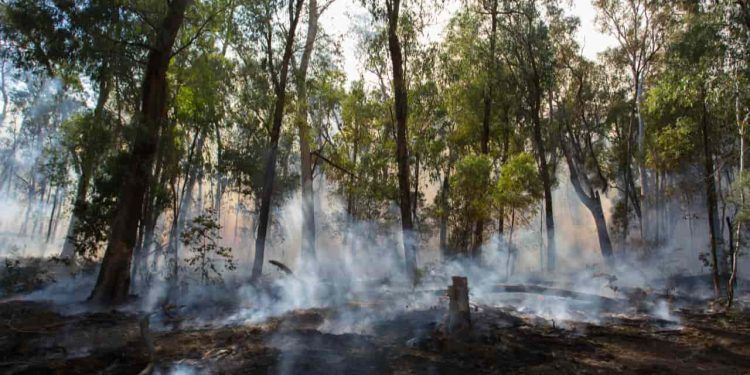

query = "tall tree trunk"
[472,0,497,259]
[0,57,8,128]
[168,130,205,287]
[413,153,420,226]
[89,0,192,305]
[531,108,555,271]
[728,77,745,308]
[386,0,417,284]
[131,143,170,291]
[46,185,61,243]
[296,0,319,264]
[567,159,614,265]
[701,94,725,299]
[346,122,360,257]
[31,179,47,236]
[250,0,305,282]
[635,75,649,243]
[439,169,450,259]
[213,122,225,222]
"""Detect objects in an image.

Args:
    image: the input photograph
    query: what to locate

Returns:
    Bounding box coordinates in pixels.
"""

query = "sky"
[319,0,618,84]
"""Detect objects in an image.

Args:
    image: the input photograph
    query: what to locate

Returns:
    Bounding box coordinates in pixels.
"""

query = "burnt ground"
[0,298,749,374]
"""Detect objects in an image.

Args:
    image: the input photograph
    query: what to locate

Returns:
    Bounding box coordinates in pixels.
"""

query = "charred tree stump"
[447,276,471,334]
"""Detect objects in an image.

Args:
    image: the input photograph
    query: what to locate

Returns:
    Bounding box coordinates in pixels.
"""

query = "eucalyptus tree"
[497,0,559,270]
[559,57,615,265]
[438,9,495,255]
[594,0,672,243]
[294,0,337,264]
[327,81,387,224]
[162,52,231,289]
[644,5,733,297]
[360,0,419,283]
[471,0,500,256]
[724,0,750,309]
[90,0,196,304]
[250,0,306,282]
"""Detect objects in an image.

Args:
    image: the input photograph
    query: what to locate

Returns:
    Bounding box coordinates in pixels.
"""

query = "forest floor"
[1,290,749,374]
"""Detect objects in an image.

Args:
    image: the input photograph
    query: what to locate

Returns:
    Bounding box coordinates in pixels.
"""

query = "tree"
[250,0,306,282]
[386,0,418,283]
[643,6,731,297]
[499,0,559,270]
[181,209,236,284]
[493,152,542,273]
[89,0,193,304]
[595,0,671,243]
[473,0,499,257]
[294,0,336,264]
[450,154,493,252]
[560,58,615,266]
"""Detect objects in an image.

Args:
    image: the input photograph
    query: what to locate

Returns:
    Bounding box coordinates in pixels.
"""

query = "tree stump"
[447,276,471,334]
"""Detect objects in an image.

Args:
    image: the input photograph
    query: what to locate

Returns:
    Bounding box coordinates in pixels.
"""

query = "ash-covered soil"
[1,298,749,374]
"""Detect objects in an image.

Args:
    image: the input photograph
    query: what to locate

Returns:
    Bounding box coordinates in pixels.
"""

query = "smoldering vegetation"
[1,179,748,374]
[0,60,748,375]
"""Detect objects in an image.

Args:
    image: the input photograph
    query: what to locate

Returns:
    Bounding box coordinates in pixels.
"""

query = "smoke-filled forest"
[0,0,749,373]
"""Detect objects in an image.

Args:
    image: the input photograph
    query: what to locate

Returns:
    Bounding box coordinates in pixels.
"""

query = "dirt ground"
[1,297,749,374]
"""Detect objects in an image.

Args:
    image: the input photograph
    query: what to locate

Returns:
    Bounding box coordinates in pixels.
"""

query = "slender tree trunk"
[531,107,555,270]
[413,153,420,226]
[472,0,497,259]
[728,80,745,308]
[346,123,360,257]
[296,0,319,264]
[61,168,91,257]
[0,57,8,128]
[635,76,649,243]
[168,130,205,286]
[31,179,46,236]
[46,185,61,243]
[251,0,305,281]
[701,94,724,299]
[213,122,225,222]
[440,169,450,259]
[89,0,192,305]
[623,153,630,244]
[31,180,47,236]
[131,145,170,291]
[386,0,417,284]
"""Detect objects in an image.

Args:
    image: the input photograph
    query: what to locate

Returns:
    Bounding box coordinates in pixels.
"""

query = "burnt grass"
[1,298,749,374]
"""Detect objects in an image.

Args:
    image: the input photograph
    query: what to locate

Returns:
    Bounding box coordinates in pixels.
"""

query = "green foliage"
[493,152,543,213]
[181,209,236,284]
[450,154,493,225]
[174,53,231,129]
[647,118,695,171]
[729,171,750,224]
[61,110,113,172]
[69,153,127,259]
[643,9,727,173]
[327,80,398,222]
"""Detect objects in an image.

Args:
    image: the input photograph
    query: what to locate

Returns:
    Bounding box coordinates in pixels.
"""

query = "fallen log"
[269,260,293,275]
[492,284,626,310]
